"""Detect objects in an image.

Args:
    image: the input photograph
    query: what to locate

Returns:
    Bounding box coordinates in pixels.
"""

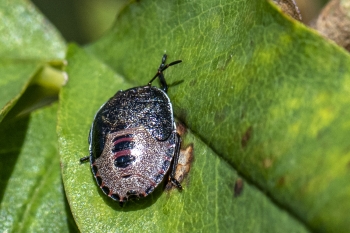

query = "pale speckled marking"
[93,126,176,201]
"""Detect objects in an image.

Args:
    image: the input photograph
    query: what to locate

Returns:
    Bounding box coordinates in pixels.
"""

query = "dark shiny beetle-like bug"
[80,54,182,206]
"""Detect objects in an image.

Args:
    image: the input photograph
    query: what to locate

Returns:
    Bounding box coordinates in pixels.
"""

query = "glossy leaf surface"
[0,0,66,122]
[87,0,350,232]
[58,45,308,232]
[0,104,76,232]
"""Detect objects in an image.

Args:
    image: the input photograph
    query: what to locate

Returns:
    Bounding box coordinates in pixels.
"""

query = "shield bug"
[80,54,183,206]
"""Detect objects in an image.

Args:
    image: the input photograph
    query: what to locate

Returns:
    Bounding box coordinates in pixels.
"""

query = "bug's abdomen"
[91,127,176,202]
[112,134,136,168]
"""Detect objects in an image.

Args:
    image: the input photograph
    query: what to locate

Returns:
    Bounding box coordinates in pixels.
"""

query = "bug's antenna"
[148,59,182,85]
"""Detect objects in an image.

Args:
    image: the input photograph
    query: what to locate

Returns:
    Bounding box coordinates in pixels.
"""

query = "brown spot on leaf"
[166,144,194,191]
[276,176,285,187]
[234,178,244,197]
[241,126,252,148]
[176,121,187,136]
[189,79,197,87]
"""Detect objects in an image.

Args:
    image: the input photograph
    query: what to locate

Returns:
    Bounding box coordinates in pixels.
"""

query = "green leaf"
[0,61,42,122]
[0,0,65,60]
[84,0,350,232]
[0,0,66,122]
[59,44,309,232]
[0,104,76,232]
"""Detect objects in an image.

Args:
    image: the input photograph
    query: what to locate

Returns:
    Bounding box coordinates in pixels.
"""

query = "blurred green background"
[31,0,329,45]
[31,0,128,44]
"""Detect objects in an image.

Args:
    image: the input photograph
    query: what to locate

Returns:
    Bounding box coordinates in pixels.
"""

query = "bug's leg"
[158,54,167,92]
[80,156,89,163]
[148,54,182,87]
[158,72,168,93]
[160,54,167,68]
[81,127,93,163]
[170,133,183,190]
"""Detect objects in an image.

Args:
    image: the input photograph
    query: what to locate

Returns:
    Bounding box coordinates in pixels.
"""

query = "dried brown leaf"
[273,0,302,21]
[312,0,350,51]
